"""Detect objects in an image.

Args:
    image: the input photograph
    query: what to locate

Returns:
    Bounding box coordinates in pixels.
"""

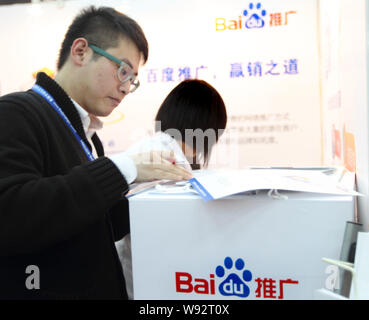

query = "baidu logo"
[175,256,299,298]
[175,256,252,298]
[215,3,297,32]
[243,3,267,29]
[215,257,252,298]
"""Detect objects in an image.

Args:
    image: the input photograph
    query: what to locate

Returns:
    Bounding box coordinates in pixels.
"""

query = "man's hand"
[129,151,193,182]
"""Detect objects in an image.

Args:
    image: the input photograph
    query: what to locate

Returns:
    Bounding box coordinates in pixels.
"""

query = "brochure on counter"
[127,167,360,201]
[189,167,360,201]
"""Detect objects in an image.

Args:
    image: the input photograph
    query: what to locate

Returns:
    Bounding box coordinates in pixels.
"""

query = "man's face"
[80,37,142,117]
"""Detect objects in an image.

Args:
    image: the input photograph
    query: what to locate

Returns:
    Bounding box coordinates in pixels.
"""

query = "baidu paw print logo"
[215,257,252,298]
[243,2,267,29]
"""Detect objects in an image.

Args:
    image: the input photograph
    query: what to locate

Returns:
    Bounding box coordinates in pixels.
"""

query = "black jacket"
[0,72,130,299]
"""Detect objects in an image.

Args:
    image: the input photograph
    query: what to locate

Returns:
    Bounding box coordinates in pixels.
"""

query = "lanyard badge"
[32,84,95,162]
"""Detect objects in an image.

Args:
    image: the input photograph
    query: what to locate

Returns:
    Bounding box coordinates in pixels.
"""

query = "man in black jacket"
[0,6,191,299]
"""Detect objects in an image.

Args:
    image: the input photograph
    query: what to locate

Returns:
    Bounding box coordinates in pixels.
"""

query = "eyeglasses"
[88,44,140,93]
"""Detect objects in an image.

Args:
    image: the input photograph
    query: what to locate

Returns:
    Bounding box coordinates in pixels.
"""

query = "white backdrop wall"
[319,0,369,230]
[0,0,322,168]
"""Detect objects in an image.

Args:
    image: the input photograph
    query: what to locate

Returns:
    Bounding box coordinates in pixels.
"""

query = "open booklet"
[189,167,360,201]
[127,167,360,201]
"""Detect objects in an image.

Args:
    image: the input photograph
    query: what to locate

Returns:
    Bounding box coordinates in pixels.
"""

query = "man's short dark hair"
[57,6,149,70]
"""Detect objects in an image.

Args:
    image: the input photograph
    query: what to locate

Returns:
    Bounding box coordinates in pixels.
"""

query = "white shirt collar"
[70,98,103,139]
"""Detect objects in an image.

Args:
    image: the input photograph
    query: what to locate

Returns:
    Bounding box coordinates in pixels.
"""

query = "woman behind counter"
[127,79,228,171]
[117,79,228,299]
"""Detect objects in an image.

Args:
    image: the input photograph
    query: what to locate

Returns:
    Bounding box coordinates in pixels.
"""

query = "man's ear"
[70,38,91,66]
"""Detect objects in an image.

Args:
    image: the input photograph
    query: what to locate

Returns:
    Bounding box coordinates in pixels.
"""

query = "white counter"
[128,190,354,300]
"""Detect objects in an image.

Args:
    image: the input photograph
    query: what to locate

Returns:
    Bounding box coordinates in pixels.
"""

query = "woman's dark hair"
[57,6,149,70]
[155,79,227,168]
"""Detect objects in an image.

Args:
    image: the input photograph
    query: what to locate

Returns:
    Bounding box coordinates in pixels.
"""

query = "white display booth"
[129,190,354,300]
[1,0,368,300]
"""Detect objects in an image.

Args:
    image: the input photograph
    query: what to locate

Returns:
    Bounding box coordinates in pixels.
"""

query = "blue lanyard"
[32,84,95,161]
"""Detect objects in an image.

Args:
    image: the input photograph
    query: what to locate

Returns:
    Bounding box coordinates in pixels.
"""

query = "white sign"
[0,0,322,168]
